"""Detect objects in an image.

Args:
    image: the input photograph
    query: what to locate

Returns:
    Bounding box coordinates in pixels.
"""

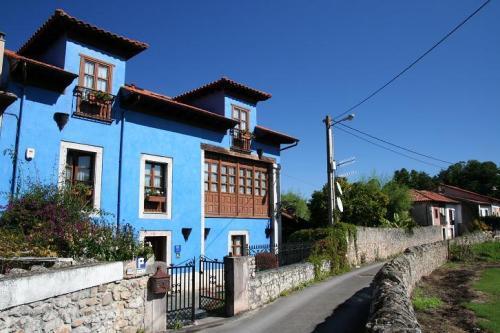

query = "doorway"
[139,230,171,265]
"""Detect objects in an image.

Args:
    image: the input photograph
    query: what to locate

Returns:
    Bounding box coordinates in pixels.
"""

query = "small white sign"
[336,197,344,213]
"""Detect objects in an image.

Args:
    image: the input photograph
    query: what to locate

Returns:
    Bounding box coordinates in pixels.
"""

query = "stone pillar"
[144,262,167,333]
[224,256,250,316]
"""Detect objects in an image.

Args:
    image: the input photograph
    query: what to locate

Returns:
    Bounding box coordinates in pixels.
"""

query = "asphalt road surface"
[202,261,384,333]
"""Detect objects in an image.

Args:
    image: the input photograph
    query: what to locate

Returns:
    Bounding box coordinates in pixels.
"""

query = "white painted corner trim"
[58,141,103,210]
[139,153,173,219]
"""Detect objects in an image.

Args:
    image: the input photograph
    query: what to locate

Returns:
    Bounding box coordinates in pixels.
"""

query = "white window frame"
[58,141,103,211]
[227,230,249,256]
[139,153,173,219]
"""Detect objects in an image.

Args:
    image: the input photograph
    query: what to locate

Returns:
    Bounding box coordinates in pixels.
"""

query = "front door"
[432,207,440,226]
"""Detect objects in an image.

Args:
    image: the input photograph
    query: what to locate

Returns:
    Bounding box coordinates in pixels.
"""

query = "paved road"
[202,262,383,333]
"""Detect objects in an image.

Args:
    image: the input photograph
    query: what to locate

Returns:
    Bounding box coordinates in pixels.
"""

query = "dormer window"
[80,55,112,92]
[231,105,252,152]
[74,55,115,122]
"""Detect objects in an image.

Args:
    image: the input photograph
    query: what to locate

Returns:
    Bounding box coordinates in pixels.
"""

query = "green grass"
[471,242,500,262]
[412,287,443,311]
[467,268,500,333]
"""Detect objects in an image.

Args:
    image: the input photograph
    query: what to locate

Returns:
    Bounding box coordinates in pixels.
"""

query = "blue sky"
[1,1,499,197]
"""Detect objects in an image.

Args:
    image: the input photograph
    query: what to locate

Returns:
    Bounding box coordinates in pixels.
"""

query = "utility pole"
[324,116,335,226]
[323,114,355,227]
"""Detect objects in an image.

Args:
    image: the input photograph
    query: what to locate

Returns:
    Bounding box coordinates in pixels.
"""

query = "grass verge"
[466,267,500,333]
[412,287,443,311]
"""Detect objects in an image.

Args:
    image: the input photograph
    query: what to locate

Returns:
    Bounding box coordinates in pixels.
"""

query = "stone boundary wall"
[0,262,154,333]
[366,232,494,333]
[246,259,330,310]
[347,226,443,266]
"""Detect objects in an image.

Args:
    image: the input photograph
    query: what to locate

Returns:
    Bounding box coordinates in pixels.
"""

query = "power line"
[336,126,445,169]
[338,123,453,164]
[334,0,491,120]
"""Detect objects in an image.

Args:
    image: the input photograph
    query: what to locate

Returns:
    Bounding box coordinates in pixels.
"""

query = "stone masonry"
[0,274,149,333]
[347,226,443,266]
[366,232,494,333]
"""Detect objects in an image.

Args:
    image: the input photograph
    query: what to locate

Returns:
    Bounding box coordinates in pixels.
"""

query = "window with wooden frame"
[79,55,113,93]
[204,153,270,217]
[139,154,172,219]
[230,235,246,256]
[75,55,114,121]
[231,106,252,152]
[232,106,250,131]
[144,161,167,213]
[64,149,95,205]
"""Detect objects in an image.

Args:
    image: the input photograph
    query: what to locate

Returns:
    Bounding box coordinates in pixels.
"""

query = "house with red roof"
[410,189,461,239]
[0,10,298,266]
[437,184,500,230]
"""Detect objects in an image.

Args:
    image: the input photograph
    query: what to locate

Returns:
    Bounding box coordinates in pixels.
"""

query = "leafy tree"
[382,181,412,220]
[342,178,389,227]
[281,191,310,221]
[393,168,436,190]
[437,160,500,199]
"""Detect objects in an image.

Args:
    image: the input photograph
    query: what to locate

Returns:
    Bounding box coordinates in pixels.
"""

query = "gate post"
[144,262,167,333]
[224,256,250,316]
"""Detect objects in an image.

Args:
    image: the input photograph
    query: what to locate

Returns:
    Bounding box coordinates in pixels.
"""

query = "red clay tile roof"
[4,49,78,93]
[120,84,238,131]
[5,49,74,74]
[253,125,299,145]
[18,9,148,60]
[410,190,458,204]
[173,77,272,103]
[439,184,500,205]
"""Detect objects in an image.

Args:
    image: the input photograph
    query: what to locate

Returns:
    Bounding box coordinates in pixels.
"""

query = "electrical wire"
[336,126,445,169]
[334,0,491,120]
[338,123,453,164]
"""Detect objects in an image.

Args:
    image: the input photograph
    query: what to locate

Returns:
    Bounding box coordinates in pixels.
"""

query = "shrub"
[0,182,145,261]
[255,252,279,271]
[449,243,474,262]
[290,223,356,276]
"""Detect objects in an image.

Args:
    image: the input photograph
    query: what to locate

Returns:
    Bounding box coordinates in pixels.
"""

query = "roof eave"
[119,87,238,131]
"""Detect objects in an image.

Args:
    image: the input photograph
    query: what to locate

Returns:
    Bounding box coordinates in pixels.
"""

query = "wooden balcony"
[230,128,252,153]
[73,86,115,122]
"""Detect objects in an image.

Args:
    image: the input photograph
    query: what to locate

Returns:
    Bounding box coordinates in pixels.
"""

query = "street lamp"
[323,113,355,226]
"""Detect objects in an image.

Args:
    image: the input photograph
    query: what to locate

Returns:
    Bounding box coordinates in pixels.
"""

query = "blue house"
[0,10,298,265]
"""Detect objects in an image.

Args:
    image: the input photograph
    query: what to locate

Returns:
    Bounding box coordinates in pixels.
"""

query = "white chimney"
[0,32,5,78]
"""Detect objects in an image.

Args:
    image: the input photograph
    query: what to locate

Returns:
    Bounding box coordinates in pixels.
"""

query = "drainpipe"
[116,107,125,230]
[279,140,299,152]
[10,61,26,197]
[0,32,5,78]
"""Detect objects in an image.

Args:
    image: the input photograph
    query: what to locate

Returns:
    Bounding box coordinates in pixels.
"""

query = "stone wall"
[247,262,315,310]
[366,232,494,333]
[347,226,443,266]
[0,262,153,333]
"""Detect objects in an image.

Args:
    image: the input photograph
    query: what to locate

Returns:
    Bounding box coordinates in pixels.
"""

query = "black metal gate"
[166,258,195,328]
[199,256,225,312]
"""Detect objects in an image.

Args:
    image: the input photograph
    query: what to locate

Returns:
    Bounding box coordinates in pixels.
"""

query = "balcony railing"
[73,86,115,122]
[230,128,252,153]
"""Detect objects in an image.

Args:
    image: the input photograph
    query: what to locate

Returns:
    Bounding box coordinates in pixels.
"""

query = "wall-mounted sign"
[136,257,146,273]
[174,245,181,259]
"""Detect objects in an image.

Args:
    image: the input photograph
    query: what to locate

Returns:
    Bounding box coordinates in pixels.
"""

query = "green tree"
[281,191,310,221]
[382,180,412,220]
[437,160,500,199]
[393,168,436,190]
[342,178,389,227]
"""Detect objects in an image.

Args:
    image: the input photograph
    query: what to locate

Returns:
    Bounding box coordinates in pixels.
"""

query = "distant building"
[437,184,500,232]
[410,190,460,239]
